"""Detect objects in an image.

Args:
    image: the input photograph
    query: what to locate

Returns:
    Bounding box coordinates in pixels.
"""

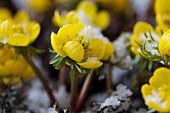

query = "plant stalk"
[106,63,113,96]
[70,69,78,111]
[75,70,94,112]
[22,53,57,106]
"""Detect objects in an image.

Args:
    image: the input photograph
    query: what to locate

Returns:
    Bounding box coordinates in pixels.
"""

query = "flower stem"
[22,53,57,106]
[75,70,94,112]
[106,63,113,96]
[57,65,66,88]
[70,69,78,111]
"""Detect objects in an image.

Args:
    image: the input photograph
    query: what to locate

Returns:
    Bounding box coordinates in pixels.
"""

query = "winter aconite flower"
[0,46,35,84]
[0,8,12,21]
[51,23,106,69]
[155,0,170,26]
[130,21,160,56]
[27,0,52,12]
[159,29,170,60]
[0,10,40,47]
[141,67,170,112]
[53,1,110,30]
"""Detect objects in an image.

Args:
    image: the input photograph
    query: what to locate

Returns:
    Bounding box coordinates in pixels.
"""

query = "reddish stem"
[75,70,94,112]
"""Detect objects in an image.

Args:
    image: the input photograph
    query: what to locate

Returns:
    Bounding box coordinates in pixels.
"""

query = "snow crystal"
[86,57,98,62]
[78,26,94,40]
[112,84,133,101]
[100,96,120,109]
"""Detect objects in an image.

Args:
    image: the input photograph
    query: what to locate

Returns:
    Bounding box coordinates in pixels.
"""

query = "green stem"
[75,70,94,112]
[70,69,78,111]
[106,63,113,97]
[22,53,57,106]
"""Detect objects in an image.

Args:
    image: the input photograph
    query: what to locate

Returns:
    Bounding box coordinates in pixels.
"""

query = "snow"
[86,57,98,62]
[146,90,167,109]
[25,79,70,113]
[100,96,120,109]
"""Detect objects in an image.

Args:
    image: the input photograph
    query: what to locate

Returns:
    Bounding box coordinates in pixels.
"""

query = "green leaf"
[53,56,67,70]
[140,59,147,72]
[74,64,82,73]
[135,41,143,48]
[49,55,60,64]
[49,48,56,53]
[148,61,153,71]
[147,107,156,113]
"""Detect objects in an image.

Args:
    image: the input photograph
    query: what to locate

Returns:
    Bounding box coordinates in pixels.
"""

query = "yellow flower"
[155,0,170,26]
[52,1,110,30]
[27,0,52,12]
[51,24,105,69]
[155,24,169,36]
[0,11,40,47]
[130,21,159,55]
[0,46,35,84]
[101,42,114,60]
[98,0,128,15]
[141,67,170,112]
[159,29,170,59]
[0,8,12,21]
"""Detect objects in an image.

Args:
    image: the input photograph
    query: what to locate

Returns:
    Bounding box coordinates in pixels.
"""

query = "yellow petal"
[66,11,79,24]
[3,77,20,85]
[85,38,105,60]
[50,32,67,57]
[52,10,64,27]
[77,1,97,18]
[7,33,29,46]
[63,41,84,62]
[149,67,170,88]
[28,0,51,12]
[141,84,152,100]
[155,24,169,36]
[94,10,110,30]
[26,21,41,43]
[133,21,154,36]
[5,60,26,76]
[0,8,12,21]
[14,10,29,23]
[78,60,103,69]
[0,64,11,76]
[102,42,114,60]
[155,0,170,25]
[159,29,170,57]
[0,20,14,40]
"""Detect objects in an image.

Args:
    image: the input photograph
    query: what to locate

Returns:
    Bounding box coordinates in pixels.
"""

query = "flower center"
[79,38,89,49]
[12,24,24,33]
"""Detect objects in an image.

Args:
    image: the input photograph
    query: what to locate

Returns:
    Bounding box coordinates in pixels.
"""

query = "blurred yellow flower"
[141,67,170,112]
[0,8,12,21]
[27,0,52,12]
[159,29,170,59]
[130,21,159,55]
[155,0,170,26]
[98,0,128,15]
[0,46,35,85]
[155,24,169,36]
[51,24,106,69]
[0,11,40,47]
[53,1,110,30]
